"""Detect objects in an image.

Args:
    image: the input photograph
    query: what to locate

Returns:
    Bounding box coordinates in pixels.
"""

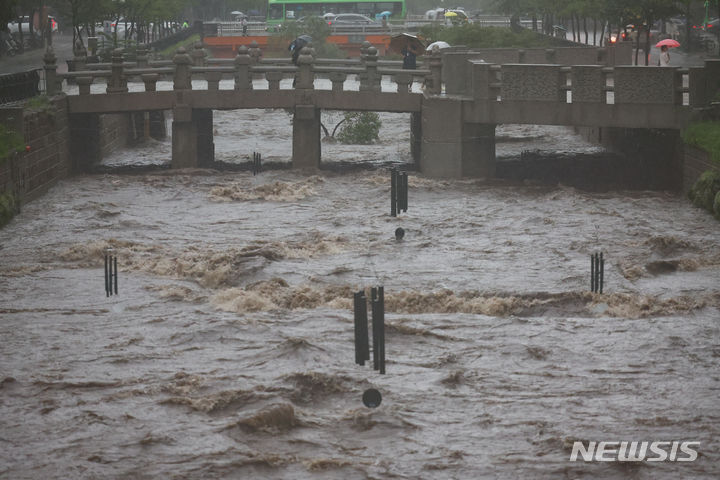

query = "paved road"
[0,33,74,74]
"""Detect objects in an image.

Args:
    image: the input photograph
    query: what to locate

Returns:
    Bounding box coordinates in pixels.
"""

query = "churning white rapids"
[1,104,719,479]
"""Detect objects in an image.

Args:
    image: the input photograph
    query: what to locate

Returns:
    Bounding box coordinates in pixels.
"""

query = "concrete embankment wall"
[574,126,684,191]
[578,126,719,193]
[1,96,134,219]
[0,98,70,206]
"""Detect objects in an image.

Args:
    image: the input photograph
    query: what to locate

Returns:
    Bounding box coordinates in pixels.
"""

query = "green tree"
[337,112,381,144]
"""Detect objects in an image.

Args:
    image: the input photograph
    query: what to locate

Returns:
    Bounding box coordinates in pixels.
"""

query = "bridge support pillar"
[194,109,215,168]
[420,97,495,178]
[69,114,101,173]
[410,112,421,165]
[292,105,321,169]
[461,122,496,178]
[172,106,197,169]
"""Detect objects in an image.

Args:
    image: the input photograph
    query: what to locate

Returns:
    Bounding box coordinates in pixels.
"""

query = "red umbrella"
[655,38,680,48]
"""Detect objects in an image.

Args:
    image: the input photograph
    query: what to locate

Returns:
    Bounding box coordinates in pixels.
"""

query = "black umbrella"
[289,34,312,52]
[289,35,312,65]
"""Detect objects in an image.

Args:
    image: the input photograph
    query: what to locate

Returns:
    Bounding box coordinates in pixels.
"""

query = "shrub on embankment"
[688,170,720,219]
[683,121,720,165]
[418,24,557,48]
[158,34,201,59]
[0,124,24,162]
[0,124,24,228]
[0,191,18,228]
[683,121,720,219]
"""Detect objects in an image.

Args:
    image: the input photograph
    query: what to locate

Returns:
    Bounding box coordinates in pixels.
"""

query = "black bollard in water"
[252,152,262,176]
[104,253,118,296]
[395,227,405,241]
[590,252,605,294]
[371,286,386,374]
[390,169,409,217]
[399,172,408,213]
[390,169,397,217]
[353,287,386,375]
[354,291,369,366]
[362,388,382,408]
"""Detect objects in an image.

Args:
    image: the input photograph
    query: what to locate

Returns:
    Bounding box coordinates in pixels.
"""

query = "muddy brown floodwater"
[1,93,719,479]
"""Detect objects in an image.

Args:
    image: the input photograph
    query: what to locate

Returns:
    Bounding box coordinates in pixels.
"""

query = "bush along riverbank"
[683,121,720,220]
[0,191,19,228]
[0,124,24,228]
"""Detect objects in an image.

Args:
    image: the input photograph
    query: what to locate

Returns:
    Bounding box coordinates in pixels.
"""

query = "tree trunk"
[583,16,588,44]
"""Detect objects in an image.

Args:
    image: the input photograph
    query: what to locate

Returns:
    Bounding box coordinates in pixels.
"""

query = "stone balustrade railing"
[54,40,441,96]
[46,40,720,111]
[464,59,720,108]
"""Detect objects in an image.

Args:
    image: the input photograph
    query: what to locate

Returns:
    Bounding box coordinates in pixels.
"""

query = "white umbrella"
[426,41,451,51]
[231,11,245,16]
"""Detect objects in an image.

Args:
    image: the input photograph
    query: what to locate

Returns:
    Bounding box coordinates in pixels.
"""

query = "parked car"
[7,16,31,34]
[328,14,377,26]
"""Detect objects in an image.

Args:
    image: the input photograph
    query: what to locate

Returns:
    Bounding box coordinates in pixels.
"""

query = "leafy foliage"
[682,121,720,165]
[419,24,554,48]
[0,191,18,228]
[0,124,24,161]
[277,16,330,45]
[688,169,720,215]
[337,112,381,144]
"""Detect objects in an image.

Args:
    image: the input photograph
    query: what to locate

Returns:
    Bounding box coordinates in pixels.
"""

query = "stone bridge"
[45,42,720,178]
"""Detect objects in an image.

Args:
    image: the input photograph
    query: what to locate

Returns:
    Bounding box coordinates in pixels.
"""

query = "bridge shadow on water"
[496,151,674,192]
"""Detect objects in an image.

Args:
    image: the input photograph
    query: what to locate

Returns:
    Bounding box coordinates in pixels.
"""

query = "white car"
[7,16,31,34]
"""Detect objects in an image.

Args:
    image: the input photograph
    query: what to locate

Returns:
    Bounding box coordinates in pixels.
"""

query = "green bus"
[267,0,406,25]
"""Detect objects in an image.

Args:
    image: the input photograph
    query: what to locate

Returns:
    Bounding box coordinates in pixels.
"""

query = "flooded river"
[1,98,719,479]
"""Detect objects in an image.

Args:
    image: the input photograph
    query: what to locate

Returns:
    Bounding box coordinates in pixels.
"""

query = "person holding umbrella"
[656,38,680,67]
[389,33,424,70]
[659,45,670,66]
[289,34,312,65]
[402,46,417,69]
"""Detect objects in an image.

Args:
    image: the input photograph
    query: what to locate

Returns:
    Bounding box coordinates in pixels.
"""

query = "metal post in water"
[590,253,596,293]
[390,169,397,217]
[113,255,118,295]
[377,286,385,374]
[371,287,379,370]
[104,254,109,297]
[599,252,604,294]
[354,291,369,366]
[400,172,408,213]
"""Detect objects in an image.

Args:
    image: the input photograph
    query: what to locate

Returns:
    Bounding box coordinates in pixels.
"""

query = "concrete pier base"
[420,97,495,178]
[462,122,496,178]
[292,105,321,169]
[194,109,215,168]
[69,114,101,172]
[171,106,197,169]
[410,111,421,165]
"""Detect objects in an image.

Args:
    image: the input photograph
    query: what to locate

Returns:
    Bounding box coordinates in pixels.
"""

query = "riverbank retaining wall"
[0,98,70,208]
[576,126,685,191]
[1,96,134,225]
